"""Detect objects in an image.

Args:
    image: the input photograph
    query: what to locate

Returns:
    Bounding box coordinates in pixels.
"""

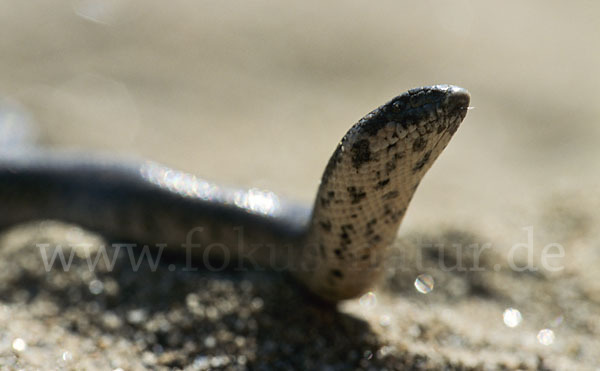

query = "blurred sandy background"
[1,1,599,369]
[2,1,598,220]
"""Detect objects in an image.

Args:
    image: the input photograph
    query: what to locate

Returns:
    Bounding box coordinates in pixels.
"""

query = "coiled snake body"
[0,85,470,301]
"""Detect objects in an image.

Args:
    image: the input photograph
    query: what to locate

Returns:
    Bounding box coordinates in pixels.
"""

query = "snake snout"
[445,86,471,114]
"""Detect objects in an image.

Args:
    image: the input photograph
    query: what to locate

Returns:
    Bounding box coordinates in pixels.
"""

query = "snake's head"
[393,84,471,134]
[338,85,471,174]
[357,84,470,139]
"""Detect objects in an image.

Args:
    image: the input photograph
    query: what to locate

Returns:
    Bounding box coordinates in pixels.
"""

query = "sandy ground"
[0,1,599,369]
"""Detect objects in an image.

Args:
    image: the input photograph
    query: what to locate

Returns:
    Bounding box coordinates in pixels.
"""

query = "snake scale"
[0,85,470,302]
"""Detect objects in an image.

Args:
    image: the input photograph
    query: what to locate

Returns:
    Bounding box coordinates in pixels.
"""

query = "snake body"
[0,85,470,301]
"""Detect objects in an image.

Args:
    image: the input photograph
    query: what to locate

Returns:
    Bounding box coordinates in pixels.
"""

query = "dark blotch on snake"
[366,218,377,236]
[341,224,354,231]
[412,137,427,152]
[351,139,371,170]
[319,220,332,232]
[412,150,432,173]
[340,232,351,244]
[386,141,398,153]
[347,186,367,204]
[370,234,382,244]
[331,269,344,279]
[340,224,354,242]
[390,208,406,223]
[382,191,400,200]
[385,160,396,175]
[375,178,390,190]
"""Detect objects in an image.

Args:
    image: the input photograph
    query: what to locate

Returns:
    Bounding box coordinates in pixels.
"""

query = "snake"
[0,85,470,302]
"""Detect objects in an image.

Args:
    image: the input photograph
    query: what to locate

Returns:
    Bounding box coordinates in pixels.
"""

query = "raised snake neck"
[0,85,470,301]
